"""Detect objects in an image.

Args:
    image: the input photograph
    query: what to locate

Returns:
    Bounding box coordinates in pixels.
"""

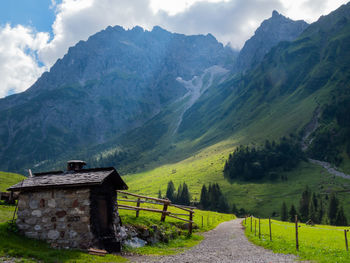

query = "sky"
[0,0,348,98]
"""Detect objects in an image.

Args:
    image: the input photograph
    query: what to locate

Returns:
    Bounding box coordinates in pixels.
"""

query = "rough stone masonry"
[16,188,92,249]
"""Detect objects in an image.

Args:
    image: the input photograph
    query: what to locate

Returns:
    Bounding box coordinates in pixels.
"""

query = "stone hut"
[8,160,128,252]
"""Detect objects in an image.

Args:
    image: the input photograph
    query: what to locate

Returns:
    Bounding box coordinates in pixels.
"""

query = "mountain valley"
[1,3,350,218]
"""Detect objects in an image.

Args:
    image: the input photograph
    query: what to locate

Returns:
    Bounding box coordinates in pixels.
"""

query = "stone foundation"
[16,188,93,249]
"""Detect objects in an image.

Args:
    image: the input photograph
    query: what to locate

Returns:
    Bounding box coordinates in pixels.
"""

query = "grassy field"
[124,140,350,219]
[244,217,350,263]
[0,202,233,261]
[0,171,234,261]
[118,200,234,255]
[0,171,25,192]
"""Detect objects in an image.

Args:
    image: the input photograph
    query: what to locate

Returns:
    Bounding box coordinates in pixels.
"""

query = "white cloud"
[0,24,49,98]
[279,0,349,22]
[150,0,230,15]
[38,0,155,66]
[0,0,349,97]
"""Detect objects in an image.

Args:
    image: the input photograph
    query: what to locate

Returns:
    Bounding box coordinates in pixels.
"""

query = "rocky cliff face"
[235,10,309,72]
[0,25,236,172]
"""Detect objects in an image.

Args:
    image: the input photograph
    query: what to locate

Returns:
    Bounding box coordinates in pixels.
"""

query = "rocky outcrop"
[235,10,309,72]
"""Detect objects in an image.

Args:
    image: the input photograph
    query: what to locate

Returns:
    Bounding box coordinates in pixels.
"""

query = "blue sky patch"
[0,0,60,34]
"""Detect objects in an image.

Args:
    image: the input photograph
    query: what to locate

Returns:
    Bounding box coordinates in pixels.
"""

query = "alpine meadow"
[1,1,350,262]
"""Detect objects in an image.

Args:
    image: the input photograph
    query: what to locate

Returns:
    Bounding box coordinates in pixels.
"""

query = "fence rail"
[116,190,195,234]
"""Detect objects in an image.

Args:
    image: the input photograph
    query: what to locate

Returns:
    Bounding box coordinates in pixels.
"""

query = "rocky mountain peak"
[235,11,309,72]
[272,10,280,17]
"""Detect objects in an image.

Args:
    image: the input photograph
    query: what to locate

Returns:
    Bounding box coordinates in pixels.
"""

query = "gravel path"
[309,158,350,179]
[127,219,299,263]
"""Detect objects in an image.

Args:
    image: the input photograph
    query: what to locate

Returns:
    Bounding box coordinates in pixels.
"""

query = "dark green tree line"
[224,137,304,181]
[281,186,347,226]
[165,180,191,206]
[199,183,229,213]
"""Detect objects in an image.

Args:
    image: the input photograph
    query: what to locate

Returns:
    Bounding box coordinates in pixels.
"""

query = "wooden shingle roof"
[8,167,128,191]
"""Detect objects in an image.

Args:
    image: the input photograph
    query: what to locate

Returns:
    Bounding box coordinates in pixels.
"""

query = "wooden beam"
[173,204,196,209]
[171,204,194,213]
[168,214,194,223]
[118,204,170,214]
[170,213,192,217]
[117,190,171,204]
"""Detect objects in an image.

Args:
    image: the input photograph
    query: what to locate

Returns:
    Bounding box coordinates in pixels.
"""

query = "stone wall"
[16,188,93,249]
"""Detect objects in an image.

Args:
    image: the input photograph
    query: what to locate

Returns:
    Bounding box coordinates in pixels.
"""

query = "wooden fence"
[0,191,18,204]
[116,190,195,234]
[245,215,350,252]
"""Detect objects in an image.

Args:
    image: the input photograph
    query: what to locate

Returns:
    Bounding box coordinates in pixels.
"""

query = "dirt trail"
[301,108,350,179]
[126,219,299,263]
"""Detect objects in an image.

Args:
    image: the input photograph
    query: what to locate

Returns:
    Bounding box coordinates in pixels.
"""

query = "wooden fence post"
[345,230,349,251]
[136,198,141,217]
[295,215,299,251]
[189,210,194,235]
[160,202,169,222]
[259,218,261,239]
[255,219,257,236]
[202,216,203,228]
[251,216,253,232]
[269,217,272,241]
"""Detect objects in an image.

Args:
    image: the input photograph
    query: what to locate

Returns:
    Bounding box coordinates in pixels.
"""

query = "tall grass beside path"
[244,216,350,263]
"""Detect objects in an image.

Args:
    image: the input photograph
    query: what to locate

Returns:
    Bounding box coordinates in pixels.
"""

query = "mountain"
[123,2,350,218]
[0,25,236,172]
[235,10,308,72]
[1,2,350,178]
[178,2,350,168]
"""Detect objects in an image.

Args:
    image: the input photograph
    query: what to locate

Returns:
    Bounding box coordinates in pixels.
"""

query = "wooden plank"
[118,207,138,211]
[117,190,171,204]
[168,214,193,223]
[171,204,194,213]
[118,204,170,214]
[118,199,145,203]
[173,204,196,209]
[88,248,107,256]
[118,199,165,206]
[170,213,191,217]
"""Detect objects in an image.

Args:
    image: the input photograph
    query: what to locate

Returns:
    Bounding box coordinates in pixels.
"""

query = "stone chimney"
[67,160,86,171]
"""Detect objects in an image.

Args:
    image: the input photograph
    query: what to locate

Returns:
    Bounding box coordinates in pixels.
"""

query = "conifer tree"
[200,184,208,209]
[180,182,190,206]
[328,193,339,225]
[299,186,311,221]
[166,180,175,202]
[317,199,325,223]
[289,204,297,222]
[231,203,238,215]
[281,202,288,221]
[312,193,318,211]
[218,196,229,213]
[308,198,317,223]
[321,213,331,225]
[335,206,348,226]
[176,183,183,204]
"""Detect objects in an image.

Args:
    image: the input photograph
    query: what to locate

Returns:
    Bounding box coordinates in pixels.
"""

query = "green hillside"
[0,171,24,192]
[124,3,350,218]
[124,139,350,219]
